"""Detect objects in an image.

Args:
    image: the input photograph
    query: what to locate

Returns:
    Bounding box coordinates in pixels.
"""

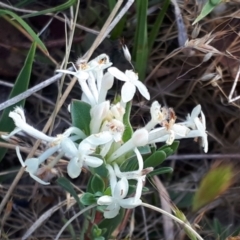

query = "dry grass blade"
[153,176,174,240]
[22,197,77,239]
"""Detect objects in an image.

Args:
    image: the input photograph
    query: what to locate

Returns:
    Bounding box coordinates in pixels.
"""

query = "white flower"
[90,101,110,134]
[180,105,201,130]
[178,105,208,152]
[56,64,97,106]
[148,124,190,145]
[99,119,125,157]
[108,128,149,162]
[98,72,114,103]
[16,145,59,185]
[184,110,208,153]
[110,102,125,122]
[113,148,153,201]
[108,67,150,102]
[147,106,191,145]
[61,133,112,178]
[97,165,141,219]
[145,101,170,131]
[2,107,55,142]
[101,119,125,143]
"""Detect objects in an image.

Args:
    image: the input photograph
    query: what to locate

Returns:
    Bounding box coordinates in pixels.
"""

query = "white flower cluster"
[1,47,208,219]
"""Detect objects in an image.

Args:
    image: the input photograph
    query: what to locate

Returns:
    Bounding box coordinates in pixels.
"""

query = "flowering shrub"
[2,49,208,239]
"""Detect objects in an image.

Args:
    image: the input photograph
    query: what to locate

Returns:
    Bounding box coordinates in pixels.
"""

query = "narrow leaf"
[148,167,173,177]
[122,101,133,142]
[148,0,170,51]
[21,0,77,18]
[0,42,37,161]
[133,0,148,80]
[0,10,48,54]
[57,177,81,208]
[192,0,222,25]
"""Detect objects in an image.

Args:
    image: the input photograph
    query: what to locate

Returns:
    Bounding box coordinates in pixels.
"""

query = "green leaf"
[91,161,109,178]
[192,164,234,211]
[0,10,48,54]
[87,176,94,194]
[91,174,105,193]
[148,167,173,177]
[103,187,111,196]
[71,100,91,135]
[192,0,222,25]
[158,141,179,158]
[133,0,148,80]
[21,0,77,18]
[57,177,81,208]
[98,208,125,239]
[144,150,166,168]
[120,156,138,172]
[0,42,37,162]
[148,0,170,52]
[81,193,97,205]
[92,224,103,238]
[168,141,179,153]
[122,101,133,142]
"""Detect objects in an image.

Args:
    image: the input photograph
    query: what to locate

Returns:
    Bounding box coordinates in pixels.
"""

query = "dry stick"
[0,70,72,112]
[0,80,55,106]
[228,65,240,103]
[49,3,79,135]
[0,0,134,215]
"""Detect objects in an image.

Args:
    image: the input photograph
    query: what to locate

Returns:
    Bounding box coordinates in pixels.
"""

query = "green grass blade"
[21,0,77,18]
[148,0,170,52]
[0,9,48,54]
[133,0,148,80]
[192,0,222,25]
[0,42,37,162]
[108,0,116,11]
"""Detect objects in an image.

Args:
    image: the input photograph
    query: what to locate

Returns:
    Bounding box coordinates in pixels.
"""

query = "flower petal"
[113,177,128,199]
[191,105,201,119]
[97,196,113,205]
[25,158,39,174]
[119,197,142,208]
[121,82,136,102]
[108,67,129,82]
[133,79,150,100]
[61,138,78,157]
[67,157,82,178]
[29,173,50,185]
[86,132,112,146]
[84,155,103,168]
[103,204,120,219]
[172,124,190,136]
